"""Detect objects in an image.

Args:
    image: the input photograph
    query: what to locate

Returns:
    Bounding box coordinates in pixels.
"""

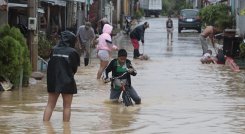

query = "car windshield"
[181,10,198,17]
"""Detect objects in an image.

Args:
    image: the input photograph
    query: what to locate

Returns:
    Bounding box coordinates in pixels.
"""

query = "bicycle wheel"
[122,91,133,106]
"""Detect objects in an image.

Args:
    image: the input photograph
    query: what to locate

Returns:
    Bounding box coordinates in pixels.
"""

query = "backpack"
[167,20,173,28]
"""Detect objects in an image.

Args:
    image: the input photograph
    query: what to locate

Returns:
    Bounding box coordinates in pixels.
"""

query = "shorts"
[97,49,110,61]
[167,28,173,33]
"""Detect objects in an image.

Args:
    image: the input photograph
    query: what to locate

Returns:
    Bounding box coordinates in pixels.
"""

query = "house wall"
[0,11,7,26]
[236,0,245,36]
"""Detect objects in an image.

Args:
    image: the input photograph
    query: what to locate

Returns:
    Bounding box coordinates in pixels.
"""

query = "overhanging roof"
[40,0,66,6]
[8,3,27,8]
[68,0,86,2]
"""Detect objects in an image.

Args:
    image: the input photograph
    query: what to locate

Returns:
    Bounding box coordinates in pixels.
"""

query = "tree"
[0,25,31,87]
[199,3,234,31]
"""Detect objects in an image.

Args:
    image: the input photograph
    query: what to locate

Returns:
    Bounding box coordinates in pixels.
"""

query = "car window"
[181,10,198,17]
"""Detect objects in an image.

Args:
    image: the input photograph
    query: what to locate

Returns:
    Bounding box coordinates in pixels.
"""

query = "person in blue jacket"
[43,30,80,122]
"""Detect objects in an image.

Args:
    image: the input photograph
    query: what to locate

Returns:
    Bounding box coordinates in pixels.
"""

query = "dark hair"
[118,49,127,57]
[144,22,149,28]
[206,49,212,55]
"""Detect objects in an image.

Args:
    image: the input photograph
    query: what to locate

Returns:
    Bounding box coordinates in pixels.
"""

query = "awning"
[8,3,27,8]
[67,0,86,2]
[207,0,222,3]
[40,0,66,6]
[8,3,45,13]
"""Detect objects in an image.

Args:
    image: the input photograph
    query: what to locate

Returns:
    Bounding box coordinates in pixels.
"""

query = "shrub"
[134,8,144,20]
[0,25,31,87]
[38,32,52,59]
[200,4,234,31]
[240,41,245,59]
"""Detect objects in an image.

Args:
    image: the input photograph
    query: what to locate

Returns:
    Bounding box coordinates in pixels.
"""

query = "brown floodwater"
[1,17,245,134]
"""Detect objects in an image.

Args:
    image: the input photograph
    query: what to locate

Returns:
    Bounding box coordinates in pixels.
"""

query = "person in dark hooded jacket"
[43,30,80,122]
[103,49,141,105]
[130,22,149,58]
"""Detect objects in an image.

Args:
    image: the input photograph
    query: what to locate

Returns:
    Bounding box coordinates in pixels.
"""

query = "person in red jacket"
[130,22,149,59]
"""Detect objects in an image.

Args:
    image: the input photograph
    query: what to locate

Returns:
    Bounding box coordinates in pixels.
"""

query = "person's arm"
[127,60,137,76]
[209,33,215,47]
[104,60,114,79]
[140,29,145,43]
[69,51,80,74]
[76,28,83,49]
[106,39,118,50]
[211,37,215,47]
[171,20,173,28]
[90,28,96,44]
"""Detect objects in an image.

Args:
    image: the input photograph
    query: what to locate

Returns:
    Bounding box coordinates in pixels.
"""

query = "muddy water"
[1,17,245,134]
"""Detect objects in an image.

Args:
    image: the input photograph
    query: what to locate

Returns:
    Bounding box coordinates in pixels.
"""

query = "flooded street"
[1,17,245,134]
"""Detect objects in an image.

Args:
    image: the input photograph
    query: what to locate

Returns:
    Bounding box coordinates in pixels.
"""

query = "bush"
[240,41,245,59]
[200,4,234,31]
[38,32,52,59]
[134,8,144,20]
[0,25,31,87]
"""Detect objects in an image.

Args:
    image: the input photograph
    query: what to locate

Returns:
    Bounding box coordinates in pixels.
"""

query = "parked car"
[178,9,201,33]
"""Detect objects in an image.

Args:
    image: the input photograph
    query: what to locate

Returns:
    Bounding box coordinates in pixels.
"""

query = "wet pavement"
[1,17,245,134]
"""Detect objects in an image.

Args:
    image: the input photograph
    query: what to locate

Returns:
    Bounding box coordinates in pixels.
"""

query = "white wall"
[236,0,245,36]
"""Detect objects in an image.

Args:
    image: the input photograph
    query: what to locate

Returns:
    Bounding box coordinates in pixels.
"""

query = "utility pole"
[27,0,38,71]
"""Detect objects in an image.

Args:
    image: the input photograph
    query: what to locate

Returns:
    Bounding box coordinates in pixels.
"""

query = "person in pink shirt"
[96,24,118,79]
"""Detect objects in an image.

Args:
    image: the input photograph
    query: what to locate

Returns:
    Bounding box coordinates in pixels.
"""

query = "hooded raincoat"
[47,31,80,94]
[96,24,117,51]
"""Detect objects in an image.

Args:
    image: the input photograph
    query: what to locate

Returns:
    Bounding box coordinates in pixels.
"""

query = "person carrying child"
[103,49,141,105]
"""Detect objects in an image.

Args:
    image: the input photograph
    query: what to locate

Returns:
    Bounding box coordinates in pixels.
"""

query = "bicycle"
[104,71,134,107]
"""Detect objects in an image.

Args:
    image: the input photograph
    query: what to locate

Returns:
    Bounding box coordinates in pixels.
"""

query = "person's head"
[143,22,149,29]
[168,15,171,19]
[206,49,212,55]
[59,30,76,48]
[85,22,91,30]
[217,49,224,56]
[118,49,127,64]
[102,24,113,34]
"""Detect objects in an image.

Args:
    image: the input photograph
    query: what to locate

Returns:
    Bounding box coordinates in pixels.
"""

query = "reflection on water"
[43,122,71,134]
[1,17,245,133]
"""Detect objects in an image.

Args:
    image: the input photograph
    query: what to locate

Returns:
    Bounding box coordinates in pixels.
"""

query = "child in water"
[200,49,215,64]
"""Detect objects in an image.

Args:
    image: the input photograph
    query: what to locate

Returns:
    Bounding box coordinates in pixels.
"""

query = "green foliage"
[0,24,31,87]
[38,32,52,59]
[240,41,245,59]
[134,8,144,20]
[200,4,234,31]
[240,8,245,16]
[162,0,192,16]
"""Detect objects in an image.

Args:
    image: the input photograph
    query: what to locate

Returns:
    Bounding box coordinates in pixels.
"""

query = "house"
[232,0,245,36]
[0,0,7,26]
